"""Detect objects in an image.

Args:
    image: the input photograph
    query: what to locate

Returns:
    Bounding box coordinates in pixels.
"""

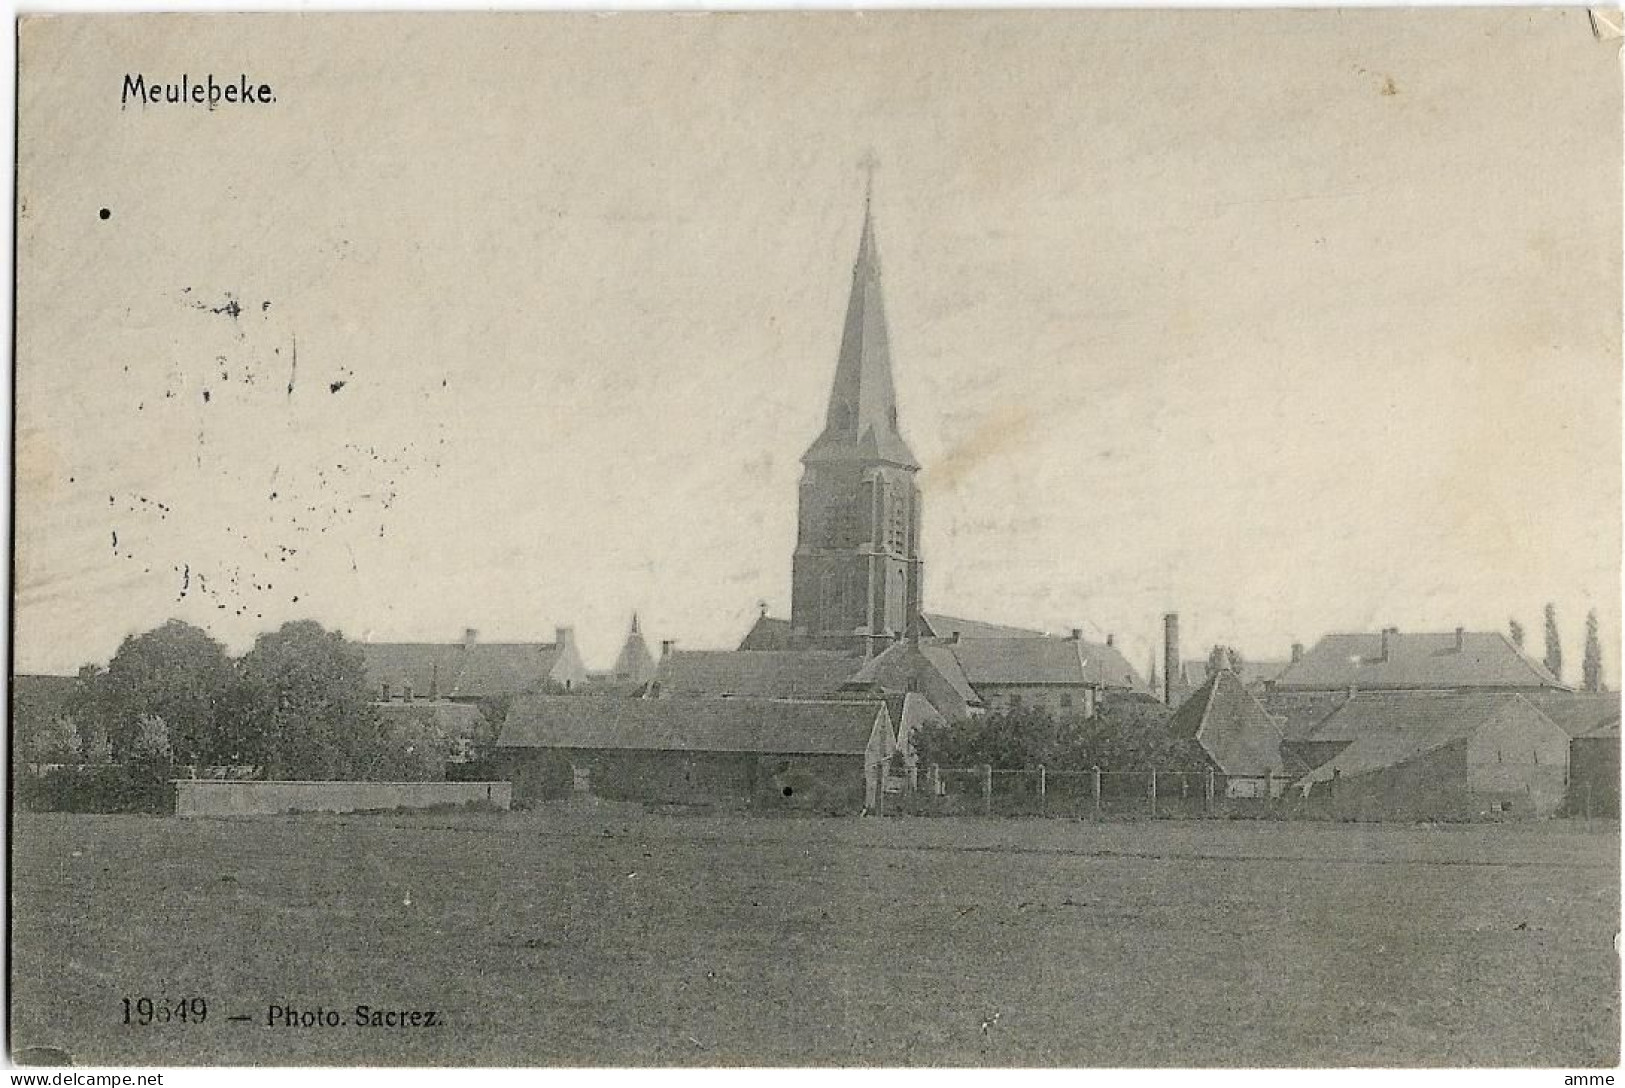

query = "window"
[1059,693,1073,708]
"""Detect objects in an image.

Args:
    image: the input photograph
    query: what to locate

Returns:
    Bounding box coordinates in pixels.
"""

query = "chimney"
[555,626,574,650]
[1163,613,1180,706]
[1380,627,1394,663]
[1454,626,1465,652]
[462,627,478,648]
[1069,628,1082,641]
[660,639,675,659]
[1106,633,1114,648]
[1290,642,1304,664]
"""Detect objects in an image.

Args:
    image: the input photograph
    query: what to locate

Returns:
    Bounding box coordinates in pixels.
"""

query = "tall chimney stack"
[1163,613,1180,706]
[660,639,675,659]
[1106,633,1115,648]
[1454,626,1465,652]
[462,627,479,648]
[1291,641,1304,664]
[1380,627,1394,663]
[555,626,574,650]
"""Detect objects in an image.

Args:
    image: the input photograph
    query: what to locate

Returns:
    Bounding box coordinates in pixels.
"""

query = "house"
[1266,628,1567,694]
[361,627,588,702]
[1168,657,1292,708]
[1166,669,1286,797]
[947,631,1148,714]
[495,695,896,809]
[918,613,1046,640]
[1522,691,1621,816]
[844,630,1148,722]
[1290,691,1572,817]
[844,639,983,720]
[646,649,861,700]
[1569,718,1620,817]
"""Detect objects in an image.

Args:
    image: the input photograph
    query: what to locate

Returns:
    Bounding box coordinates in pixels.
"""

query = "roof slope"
[801,203,918,470]
[1270,631,1566,692]
[1296,692,1538,783]
[1521,691,1622,738]
[919,614,1047,640]
[498,696,892,757]
[737,614,793,651]
[651,650,861,699]
[361,641,561,699]
[846,641,982,714]
[947,637,1146,690]
[1168,670,1284,776]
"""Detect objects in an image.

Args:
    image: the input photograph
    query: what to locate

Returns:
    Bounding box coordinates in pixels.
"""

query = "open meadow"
[9,808,1619,1066]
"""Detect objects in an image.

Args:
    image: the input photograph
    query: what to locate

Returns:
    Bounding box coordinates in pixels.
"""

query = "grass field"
[9,808,1620,1067]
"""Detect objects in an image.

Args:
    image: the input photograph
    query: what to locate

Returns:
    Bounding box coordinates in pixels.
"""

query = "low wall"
[173,779,512,817]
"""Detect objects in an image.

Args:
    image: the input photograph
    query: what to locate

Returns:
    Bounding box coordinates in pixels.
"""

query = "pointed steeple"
[630,612,641,635]
[802,183,918,470]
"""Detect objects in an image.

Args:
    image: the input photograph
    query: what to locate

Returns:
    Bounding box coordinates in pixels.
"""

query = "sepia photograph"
[9,8,1622,1070]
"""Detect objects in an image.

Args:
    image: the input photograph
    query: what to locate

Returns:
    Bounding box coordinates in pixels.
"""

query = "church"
[732,184,1149,709]
[788,190,925,654]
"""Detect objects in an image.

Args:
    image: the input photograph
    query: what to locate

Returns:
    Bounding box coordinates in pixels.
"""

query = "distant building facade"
[361,627,588,702]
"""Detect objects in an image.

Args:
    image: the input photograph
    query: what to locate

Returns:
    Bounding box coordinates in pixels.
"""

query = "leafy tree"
[1508,617,1526,650]
[101,620,233,765]
[66,664,115,762]
[1543,603,1563,683]
[22,716,80,763]
[1582,609,1605,693]
[912,696,1201,774]
[360,706,461,782]
[129,714,172,763]
[236,620,383,780]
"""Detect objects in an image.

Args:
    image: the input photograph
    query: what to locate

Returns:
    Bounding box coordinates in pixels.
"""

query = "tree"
[22,716,80,763]
[237,620,383,780]
[66,664,115,763]
[128,714,172,764]
[102,620,234,765]
[1509,617,1526,650]
[1543,603,1563,683]
[1582,609,1605,693]
[911,695,1200,774]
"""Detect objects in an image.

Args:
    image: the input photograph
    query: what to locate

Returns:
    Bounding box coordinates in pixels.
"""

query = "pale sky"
[14,10,1622,682]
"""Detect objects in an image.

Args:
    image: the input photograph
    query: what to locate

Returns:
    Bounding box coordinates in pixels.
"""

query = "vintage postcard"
[10,9,1621,1070]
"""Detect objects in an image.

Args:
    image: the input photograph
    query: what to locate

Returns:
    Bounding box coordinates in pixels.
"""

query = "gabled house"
[947,631,1148,714]
[361,627,589,703]
[918,613,1046,640]
[844,639,984,721]
[1167,669,1286,797]
[646,649,861,701]
[1267,628,1567,694]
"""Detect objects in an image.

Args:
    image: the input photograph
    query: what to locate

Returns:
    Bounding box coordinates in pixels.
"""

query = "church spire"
[802,165,918,470]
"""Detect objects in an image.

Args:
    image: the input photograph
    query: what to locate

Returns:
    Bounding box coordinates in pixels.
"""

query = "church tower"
[790,189,923,656]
